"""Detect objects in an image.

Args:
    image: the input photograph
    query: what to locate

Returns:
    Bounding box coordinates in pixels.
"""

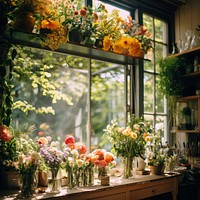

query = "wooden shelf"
[176,95,200,101]
[169,45,200,57]
[182,71,200,78]
[172,130,200,133]
[7,30,150,65]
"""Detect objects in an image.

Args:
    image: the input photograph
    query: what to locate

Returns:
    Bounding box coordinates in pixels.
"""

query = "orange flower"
[112,42,123,54]
[80,8,87,17]
[103,36,112,51]
[41,19,61,30]
[93,12,98,21]
[37,137,48,145]
[92,149,105,160]
[104,152,114,163]
[75,143,87,154]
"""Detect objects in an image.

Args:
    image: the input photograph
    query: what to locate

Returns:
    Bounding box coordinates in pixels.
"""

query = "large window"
[142,14,168,142]
[12,46,127,150]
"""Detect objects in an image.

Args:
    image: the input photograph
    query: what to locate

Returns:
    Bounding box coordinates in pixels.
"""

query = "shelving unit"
[173,47,200,133]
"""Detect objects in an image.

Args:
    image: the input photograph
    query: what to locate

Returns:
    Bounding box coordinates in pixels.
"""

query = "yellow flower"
[145,136,151,142]
[122,127,132,136]
[103,36,112,51]
[130,132,137,139]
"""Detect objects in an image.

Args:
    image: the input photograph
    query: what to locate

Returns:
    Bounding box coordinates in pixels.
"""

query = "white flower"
[133,124,140,130]
[71,149,79,155]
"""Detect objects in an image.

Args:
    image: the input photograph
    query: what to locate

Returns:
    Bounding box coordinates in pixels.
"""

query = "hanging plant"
[0,0,17,126]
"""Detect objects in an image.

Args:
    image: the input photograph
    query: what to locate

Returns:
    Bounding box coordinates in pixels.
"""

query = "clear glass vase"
[123,157,134,179]
[67,169,76,189]
[20,172,37,198]
[48,167,61,193]
[87,167,94,186]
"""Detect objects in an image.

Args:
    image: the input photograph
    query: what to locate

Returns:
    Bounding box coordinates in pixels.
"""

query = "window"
[142,14,168,142]
[12,46,127,150]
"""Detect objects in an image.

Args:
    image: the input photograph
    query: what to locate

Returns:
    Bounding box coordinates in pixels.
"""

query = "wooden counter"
[0,173,180,200]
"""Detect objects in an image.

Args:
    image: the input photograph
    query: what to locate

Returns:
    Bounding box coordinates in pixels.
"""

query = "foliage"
[0,124,40,172]
[0,0,18,126]
[103,115,153,159]
[12,47,73,116]
[158,56,185,97]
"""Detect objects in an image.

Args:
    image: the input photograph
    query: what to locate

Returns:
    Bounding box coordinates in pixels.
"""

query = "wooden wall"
[175,0,200,44]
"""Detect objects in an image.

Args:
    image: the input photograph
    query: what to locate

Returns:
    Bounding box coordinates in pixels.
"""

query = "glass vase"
[48,167,61,193]
[87,167,94,186]
[67,169,76,189]
[20,172,37,198]
[123,157,133,179]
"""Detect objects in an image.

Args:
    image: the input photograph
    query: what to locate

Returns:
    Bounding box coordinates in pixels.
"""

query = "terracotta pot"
[14,11,35,33]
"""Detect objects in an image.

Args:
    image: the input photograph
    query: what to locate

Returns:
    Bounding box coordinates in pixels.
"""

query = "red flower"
[75,143,86,154]
[0,125,13,142]
[65,135,75,145]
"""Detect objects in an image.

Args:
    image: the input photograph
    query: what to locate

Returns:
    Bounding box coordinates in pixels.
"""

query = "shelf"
[172,130,200,133]
[169,45,200,57]
[182,71,200,78]
[176,95,200,101]
[7,31,150,65]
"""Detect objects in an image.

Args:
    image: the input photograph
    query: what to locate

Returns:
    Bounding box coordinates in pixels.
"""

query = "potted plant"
[145,124,169,175]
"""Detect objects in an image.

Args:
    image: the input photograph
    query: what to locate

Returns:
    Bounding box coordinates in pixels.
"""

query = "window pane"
[93,0,130,18]
[143,14,153,40]
[156,75,165,114]
[155,18,167,43]
[91,60,125,149]
[155,43,167,73]
[144,58,154,72]
[144,73,154,113]
[12,47,89,144]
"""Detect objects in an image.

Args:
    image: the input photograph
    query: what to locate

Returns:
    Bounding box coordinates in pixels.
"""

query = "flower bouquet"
[40,144,63,193]
[90,148,115,186]
[63,135,93,188]
[18,151,39,197]
[145,123,169,175]
[104,115,153,178]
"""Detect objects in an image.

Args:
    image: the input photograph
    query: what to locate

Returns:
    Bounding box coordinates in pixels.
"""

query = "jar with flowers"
[90,149,115,186]
[0,125,19,189]
[104,115,153,179]
[145,122,169,175]
[63,135,93,188]
[18,151,39,198]
[40,144,63,193]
